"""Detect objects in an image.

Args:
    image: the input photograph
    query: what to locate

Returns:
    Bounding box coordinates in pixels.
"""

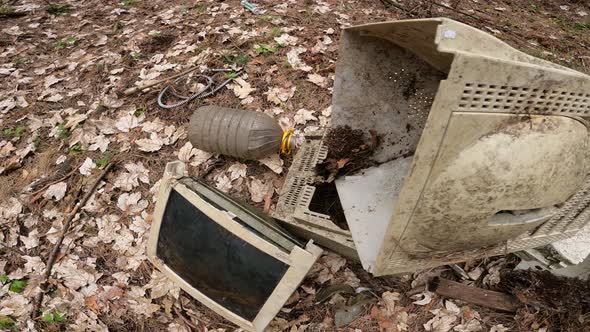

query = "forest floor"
[1,0,589,331]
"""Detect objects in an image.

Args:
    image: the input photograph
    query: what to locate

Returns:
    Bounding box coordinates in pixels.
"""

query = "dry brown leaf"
[85,295,101,314]
[336,158,349,169]
[263,195,272,214]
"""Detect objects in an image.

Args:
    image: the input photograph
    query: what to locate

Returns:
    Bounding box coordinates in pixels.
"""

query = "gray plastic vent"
[273,132,357,259]
[458,83,590,115]
[533,177,590,236]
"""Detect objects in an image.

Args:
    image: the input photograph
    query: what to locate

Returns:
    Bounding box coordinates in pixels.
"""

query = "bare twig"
[31,163,115,318]
[200,157,225,178]
[432,277,521,312]
[429,1,484,22]
[0,11,27,18]
[173,305,200,331]
[28,165,81,204]
[379,0,416,17]
[122,65,200,96]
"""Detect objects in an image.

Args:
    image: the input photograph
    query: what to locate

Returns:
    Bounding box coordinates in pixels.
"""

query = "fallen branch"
[379,0,416,17]
[173,305,201,331]
[31,163,115,318]
[431,277,521,312]
[429,1,484,23]
[0,11,28,18]
[28,165,80,204]
[122,65,199,96]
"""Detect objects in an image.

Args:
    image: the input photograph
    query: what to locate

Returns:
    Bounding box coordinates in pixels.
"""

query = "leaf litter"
[0,0,588,331]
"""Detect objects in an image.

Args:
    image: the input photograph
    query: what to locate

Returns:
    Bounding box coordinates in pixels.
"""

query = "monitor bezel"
[147,163,322,332]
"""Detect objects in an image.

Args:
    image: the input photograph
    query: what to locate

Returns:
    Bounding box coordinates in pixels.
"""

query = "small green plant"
[47,3,71,15]
[222,51,250,66]
[11,56,25,66]
[267,27,282,38]
[134,107,147,117]
[0,276,26,293]
[0,5,16,14]
[121,0,138,7]
[178,5,189,14]
[195,4,207,12]
[69,144,82,152]
[55,37,77,49]
[55,40,66,49]
[0,315,14,329]
[41,311,66,324]
[113,20,124,33]
[234,54,249,66]
[96,151,113,168]
[131,51,141,61]
[8,280,26,293]
[56,123,69,139]
[573,22,590,30]
[3,126,25,139]
[95,102,106,113]
[33,136,42,147]
[254,43,278,55]
[260,15,279,23]
[14,126,25,137]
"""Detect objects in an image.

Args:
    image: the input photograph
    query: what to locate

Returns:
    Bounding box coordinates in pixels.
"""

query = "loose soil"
[499,269,590,332]
[319,125,378,181]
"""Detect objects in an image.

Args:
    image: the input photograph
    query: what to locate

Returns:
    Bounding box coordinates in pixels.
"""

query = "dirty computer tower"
[276,18,590,276]
[147,162,322,332]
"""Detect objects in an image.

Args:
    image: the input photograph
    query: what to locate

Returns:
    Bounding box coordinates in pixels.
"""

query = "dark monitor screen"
[156,190,289,321]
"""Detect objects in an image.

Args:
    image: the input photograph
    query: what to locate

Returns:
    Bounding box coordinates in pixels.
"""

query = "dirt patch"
[0,148,60,203]
[140,33,176,54]
[324,125,368,160]
[499,269,590,332]
[318,126,378,181]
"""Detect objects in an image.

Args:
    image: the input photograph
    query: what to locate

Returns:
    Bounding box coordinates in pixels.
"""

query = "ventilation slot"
[458,83,590,116]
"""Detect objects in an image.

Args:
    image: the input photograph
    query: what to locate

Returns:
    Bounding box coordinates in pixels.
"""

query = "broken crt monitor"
[332,18,590,276]
[147,162,322,332]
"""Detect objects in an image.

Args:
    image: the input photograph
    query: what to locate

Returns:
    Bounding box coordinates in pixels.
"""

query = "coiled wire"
[157,68,242,109]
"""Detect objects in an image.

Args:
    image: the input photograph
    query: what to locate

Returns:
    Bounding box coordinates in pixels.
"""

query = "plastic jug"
[188,106,291,160]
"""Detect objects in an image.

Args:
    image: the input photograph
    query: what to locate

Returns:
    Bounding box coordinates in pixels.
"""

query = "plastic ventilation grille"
[384,231,578,274]
[570,207,590,230]
[297,186,314,208]
[274,132,329,216]
[509,232,576,250]
[315,143,329,164]
[283,176,311,209]
[533,177,590,236]
[296,145,318,172]
[458,83,590,115]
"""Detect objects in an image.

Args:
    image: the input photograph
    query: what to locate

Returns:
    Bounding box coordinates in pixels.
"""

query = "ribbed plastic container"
[188,106,284,160]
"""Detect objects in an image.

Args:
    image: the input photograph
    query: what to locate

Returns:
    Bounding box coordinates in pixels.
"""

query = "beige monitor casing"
[147,162,322,332]
[332,18,590,276]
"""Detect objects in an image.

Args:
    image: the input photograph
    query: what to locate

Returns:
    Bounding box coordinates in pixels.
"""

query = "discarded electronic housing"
[273,131,358,259]
[329,18,590,276]
[515,224,590,279]
[147,162,322,332]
